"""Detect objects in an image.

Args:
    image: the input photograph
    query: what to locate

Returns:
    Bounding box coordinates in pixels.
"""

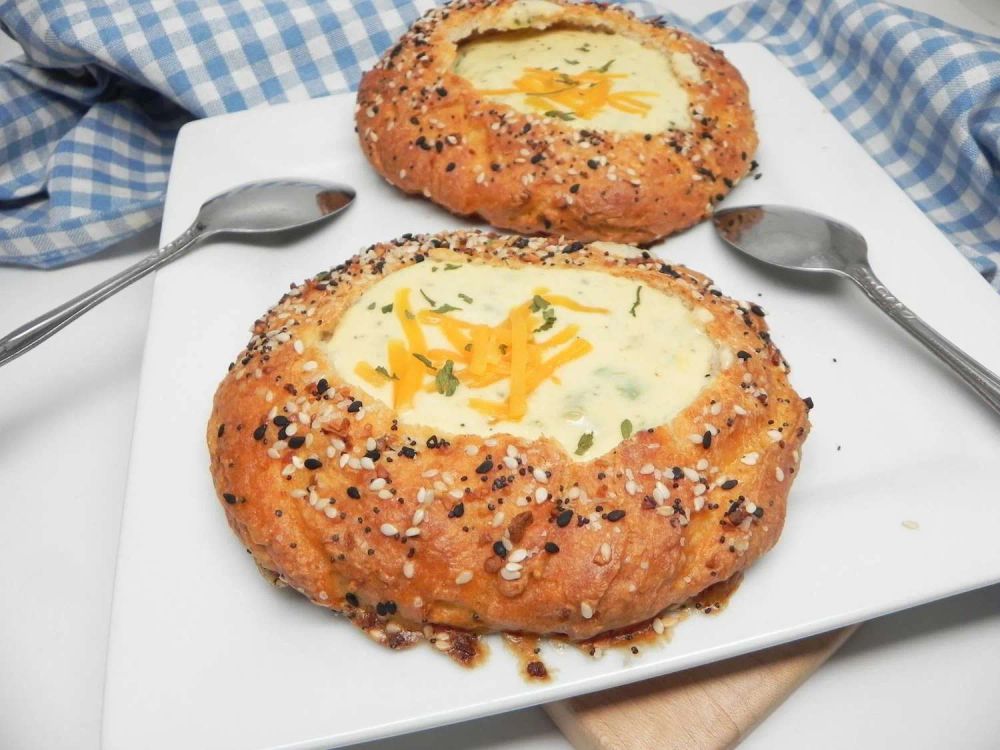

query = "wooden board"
[546,625,857,750]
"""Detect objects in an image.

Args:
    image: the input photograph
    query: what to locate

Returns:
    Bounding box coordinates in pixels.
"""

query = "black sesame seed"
[475,457,493,474]
[223,493,237,505]
[803,396,814,410]
[449,502,465,518]
[737,350,751,360]
[253,424,267,441]
[587,158,600,169]
[721,479,739,490]
[493,541,508,557]
[544,541,560,554]
[436,86,448,97]
[530,153,544,164]
[287,435,306,449]
[569,183,580,193]
[399,446,417,459]
[607,509,626,522]
[345,592,359,607]
[273,415,290,427]
[446,162,456,172]
[376,602,388,616]
[750,304,766,317]
[702,431,712,449]
[316,378,329,394]
[217,424,225,438]
[365,449,381,461]
[304,458,322,470]
[347,486,361,499]
[556,509,573,527]
[347,400,363,413]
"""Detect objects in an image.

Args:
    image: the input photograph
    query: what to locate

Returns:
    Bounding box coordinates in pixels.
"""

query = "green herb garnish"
[575,432,594,456]
[444,263,462,270]
[530,295,551,312]
[534,306,557,333]
[367,302,376,310]
[412,353,436,370]
[595,58,615,73]
[544,110,576,121]
[375,365,398,381]
[435,360,459,396]
[457,293,474,304]
[563,58,579,65]
[620,419,633,439]
[419,289,436,307]
[629,286,642,317]
[381,303,394,313]
[431,303,462,314]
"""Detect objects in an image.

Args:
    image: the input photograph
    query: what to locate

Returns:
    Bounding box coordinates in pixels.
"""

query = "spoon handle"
[847,262,1000,415]
[0,223,204,368]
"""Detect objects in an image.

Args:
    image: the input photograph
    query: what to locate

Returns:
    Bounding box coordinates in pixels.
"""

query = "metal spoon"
[0,179,354,368]
[713,204,1000,415]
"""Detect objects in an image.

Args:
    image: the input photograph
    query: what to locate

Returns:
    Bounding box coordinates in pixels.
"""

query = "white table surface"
[1,3,998,748]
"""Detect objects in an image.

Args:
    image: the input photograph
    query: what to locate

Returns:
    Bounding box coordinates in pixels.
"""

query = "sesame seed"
[534,487,549,504]
[556,509,573,527]
[380,523,398,537]
[775,467,785,482]
[403,561,415,578]
[405,527,421,537]
[302,361,318,372]
[500,567,521,581]
[369,477,387,490]
[455,571,473,585]
[545,542,559,554]
[580,602,594,619]
[652,617,665,635]
[768,430,783,442]
[607,509,626,522]
[741,452,759,466]
[293,340,304,354]
[902,520,920,530]
[304,458,322,470]
[532,467,547,483]
[508,548,528,563]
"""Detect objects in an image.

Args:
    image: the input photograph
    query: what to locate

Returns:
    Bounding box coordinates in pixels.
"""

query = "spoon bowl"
[712,203,1000,415]
[197,179,355,236]
[713,205,869,276]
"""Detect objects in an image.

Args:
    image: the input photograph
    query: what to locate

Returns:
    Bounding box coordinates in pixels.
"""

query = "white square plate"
[102,44,1000,750]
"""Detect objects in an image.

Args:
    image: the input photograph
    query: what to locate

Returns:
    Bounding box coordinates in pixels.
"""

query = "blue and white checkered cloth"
[1,1,998,290]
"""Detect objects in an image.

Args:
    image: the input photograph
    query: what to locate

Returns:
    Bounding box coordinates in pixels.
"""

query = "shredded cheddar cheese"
[479,66,657,119]
[359,288,606,421]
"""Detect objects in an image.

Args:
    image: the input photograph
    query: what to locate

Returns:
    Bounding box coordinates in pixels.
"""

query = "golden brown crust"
[207,231,809,643]
[355,0,758,245]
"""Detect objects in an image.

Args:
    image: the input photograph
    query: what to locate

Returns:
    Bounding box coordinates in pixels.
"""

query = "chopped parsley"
[575,432,594,456]
[620,419,633,439]
[435,360,459,396]
[457,293,474,304]
[431,303,461,314]
[375,365,398,380]
[412,353,436,370]
[563,58,579,65]
[595,58,615,73]
[629,286,642,317]
[534,306,557,333]
[443,263,462,270]
[381,303,393,314]
[530,295,551,312]
[544,110,576,121]
[419,289,436,306]
[366,302,376,310]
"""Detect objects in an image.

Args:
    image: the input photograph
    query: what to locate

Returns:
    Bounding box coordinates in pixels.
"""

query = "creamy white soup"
[452,27,699,132]
[325,257,720,459]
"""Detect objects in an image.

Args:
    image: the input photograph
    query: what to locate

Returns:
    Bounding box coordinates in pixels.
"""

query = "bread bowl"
[207,231,809,653]
[356,0,757,244]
